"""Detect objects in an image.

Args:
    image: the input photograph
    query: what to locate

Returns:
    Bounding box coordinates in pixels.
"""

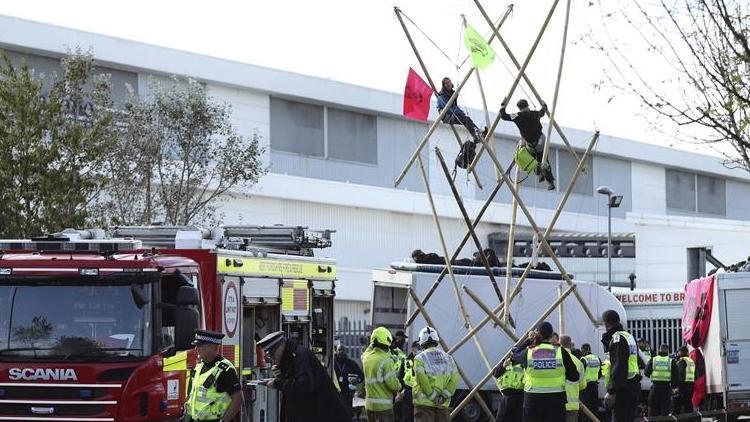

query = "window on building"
[270,97,325,157]
[327,108,377,164]
[697,174,726,215]
[666,169,726,215]
[558,150,594,195]
[270,97,378,164]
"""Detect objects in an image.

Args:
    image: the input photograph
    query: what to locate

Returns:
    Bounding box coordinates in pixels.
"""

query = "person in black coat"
[601,310,640,422]
[259,331,351,422]
[333,343,364,411]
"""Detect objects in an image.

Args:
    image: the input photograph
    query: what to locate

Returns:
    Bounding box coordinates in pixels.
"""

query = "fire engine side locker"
[717,272,750,408]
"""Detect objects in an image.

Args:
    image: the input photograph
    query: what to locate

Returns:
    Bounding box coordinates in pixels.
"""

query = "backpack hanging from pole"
[455,140,477,170]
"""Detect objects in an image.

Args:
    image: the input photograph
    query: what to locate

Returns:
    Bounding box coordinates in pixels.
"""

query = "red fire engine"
[0,225,337,421]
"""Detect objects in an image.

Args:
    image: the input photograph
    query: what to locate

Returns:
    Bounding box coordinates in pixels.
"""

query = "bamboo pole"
[580,403,601,422]
[450,284,578,418]
[462,285,518,341]
[434,147,504,303]
[408,289,495,420]
[404,173,509,328]
[506,132,600,307]
[558,284,565,334]
[393,5,513,187]
[415,155,471,326]
[470,0,582,171]
[542,0,572,165]
[414,155,494,372]
[473,132,598,325]
[466,0,563,174]
[504,164,520,323]
[447,132,598,355]
[394,7,485,189]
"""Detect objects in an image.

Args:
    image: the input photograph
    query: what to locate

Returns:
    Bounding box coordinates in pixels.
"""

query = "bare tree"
[100,77,266,226]
[585,0,749,172]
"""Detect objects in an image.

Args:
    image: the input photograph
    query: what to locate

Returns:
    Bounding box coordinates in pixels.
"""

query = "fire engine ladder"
[110,225,334,256]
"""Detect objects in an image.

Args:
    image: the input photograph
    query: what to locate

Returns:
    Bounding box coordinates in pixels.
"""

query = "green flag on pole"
[464,24,495,69]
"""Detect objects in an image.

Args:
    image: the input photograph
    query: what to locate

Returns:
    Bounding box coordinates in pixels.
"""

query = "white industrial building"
[2,15,750,325]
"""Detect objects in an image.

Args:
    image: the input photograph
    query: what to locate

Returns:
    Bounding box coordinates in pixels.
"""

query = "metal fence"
[335,319,371,362]
[628,318,684,352]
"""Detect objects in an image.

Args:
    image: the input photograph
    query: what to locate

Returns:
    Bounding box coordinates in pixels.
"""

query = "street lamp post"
[597,186,623,291]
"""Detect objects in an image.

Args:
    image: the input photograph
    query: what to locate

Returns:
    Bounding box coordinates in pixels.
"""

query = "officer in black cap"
[257,331,351,422]
[184,330,243,422]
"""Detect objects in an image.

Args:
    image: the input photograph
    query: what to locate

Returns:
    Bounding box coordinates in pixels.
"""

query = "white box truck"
[371,262,626,422]
[687,271,750,418]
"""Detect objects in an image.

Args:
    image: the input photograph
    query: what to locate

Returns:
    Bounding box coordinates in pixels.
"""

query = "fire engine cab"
[0,225,337,422]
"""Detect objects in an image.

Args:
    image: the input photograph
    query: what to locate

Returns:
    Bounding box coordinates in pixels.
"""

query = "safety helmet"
[418,326,439,346]
[370,327,393,347]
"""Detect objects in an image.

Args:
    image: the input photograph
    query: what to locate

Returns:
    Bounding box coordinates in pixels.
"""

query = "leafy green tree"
[0,49,115,237]
[99,77,266,226]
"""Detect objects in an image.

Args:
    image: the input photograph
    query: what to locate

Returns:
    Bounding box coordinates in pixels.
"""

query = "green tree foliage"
[98,77,266,226]
[0,49,115,237]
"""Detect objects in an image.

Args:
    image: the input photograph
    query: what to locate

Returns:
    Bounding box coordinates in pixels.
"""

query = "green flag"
[464,24,495,69]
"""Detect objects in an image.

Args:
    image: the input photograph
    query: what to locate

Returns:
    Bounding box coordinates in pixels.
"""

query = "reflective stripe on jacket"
[582,354,601,383]
[525,344,565,394]
[413,346,459,408]
[565,348,586,410]
[362,346,401,411]
[186,357,234,421]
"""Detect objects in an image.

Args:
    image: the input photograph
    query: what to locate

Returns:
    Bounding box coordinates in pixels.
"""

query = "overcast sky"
[0,0,720,156]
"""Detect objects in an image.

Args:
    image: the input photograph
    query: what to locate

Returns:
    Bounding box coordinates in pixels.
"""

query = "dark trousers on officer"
[648,383,671,417]
[673,384,694,414]
[496,389,523,422]
[523,391,566,422]
[580,382,599,420]
[610,381,639,422]
[395,388,414,422]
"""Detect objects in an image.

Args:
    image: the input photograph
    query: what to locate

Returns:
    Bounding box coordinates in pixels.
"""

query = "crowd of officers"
[345,309,697,422]
[181,308,696,422]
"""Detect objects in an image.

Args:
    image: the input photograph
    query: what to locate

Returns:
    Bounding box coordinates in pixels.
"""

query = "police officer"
[601,310,640,422]
[644,344,675,417]
[185,330,243,422]
[392,330,410,422]
[397,341,420,422]
[560,335,586,422]
[637,338,652,411]
[362,327,402,422]
[673,346,696,415]
[412,327,459,422]
[258,331,350,422]
[493,355,524,422]
[579,343,602,420]
[513,321,580,422]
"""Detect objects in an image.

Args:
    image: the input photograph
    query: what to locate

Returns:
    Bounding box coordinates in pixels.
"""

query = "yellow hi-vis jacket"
[602,358,611,389]
[525,344,565,394]
[582,354,601,383]
[403,356,416,388]
[565,348,586,411]
[362,346,401,412]
[413,346,459,409]
[186,357,235,421]
[610,331,640,380]
[681,356,695,383]
[495,363,525,391]
[650,356,672,382]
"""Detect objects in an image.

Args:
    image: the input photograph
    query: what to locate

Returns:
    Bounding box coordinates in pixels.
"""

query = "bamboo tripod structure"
[393,1,604,420]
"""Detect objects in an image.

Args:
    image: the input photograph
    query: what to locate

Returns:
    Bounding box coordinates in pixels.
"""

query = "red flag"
[403,68,432,121]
